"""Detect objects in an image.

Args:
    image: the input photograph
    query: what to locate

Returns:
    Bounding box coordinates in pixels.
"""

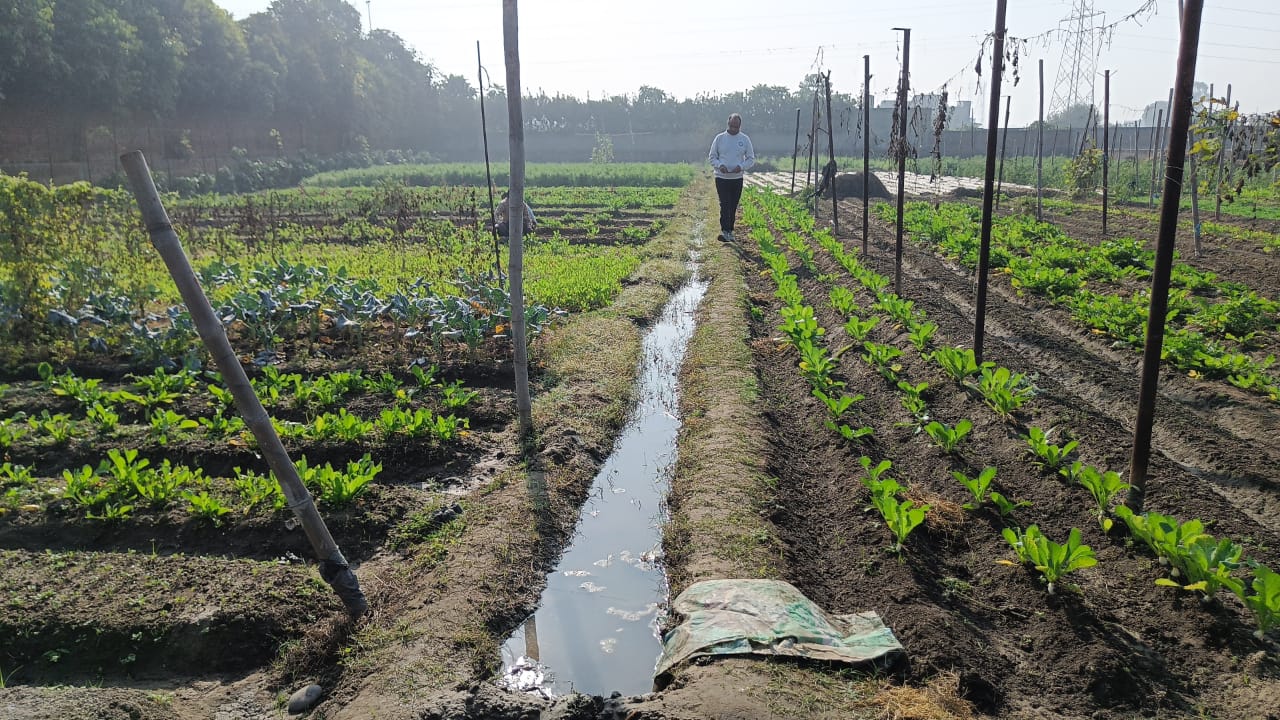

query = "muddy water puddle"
[500,259,708,698]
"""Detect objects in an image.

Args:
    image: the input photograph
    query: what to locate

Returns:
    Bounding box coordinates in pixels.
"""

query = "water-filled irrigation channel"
[500,258,708,698]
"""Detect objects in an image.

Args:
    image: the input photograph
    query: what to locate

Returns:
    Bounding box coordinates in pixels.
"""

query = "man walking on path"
[708,113,755,243]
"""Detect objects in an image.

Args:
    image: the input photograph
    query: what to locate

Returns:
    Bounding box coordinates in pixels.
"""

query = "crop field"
[2,159,1279,719]
[725,177,1280,718]
[0,167,695,718]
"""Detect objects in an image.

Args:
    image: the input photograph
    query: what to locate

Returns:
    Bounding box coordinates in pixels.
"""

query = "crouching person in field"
[495,191,537,239]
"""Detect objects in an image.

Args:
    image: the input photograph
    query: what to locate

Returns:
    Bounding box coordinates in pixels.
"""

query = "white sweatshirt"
[708,130,755,179]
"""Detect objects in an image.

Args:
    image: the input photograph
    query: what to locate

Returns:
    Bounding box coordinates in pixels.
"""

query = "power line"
[1203,21,1280,34]
[1217,4,1280,17]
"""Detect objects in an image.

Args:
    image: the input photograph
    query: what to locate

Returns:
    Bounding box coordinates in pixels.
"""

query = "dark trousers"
[715,177,744,234]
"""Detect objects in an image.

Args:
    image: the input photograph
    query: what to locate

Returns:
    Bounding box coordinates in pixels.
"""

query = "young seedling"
[875,495,930,555]
[183,490,231,524]
[1156,536,1245,603]
[1024,426,1078,471]
[989,491,1031,519]
[977,366,1036,416]
[932,346,992,383]
[1001,525,1097,595]
[1066,462,1129,532]
[798,341,841,392]
[779,305,825,346]
[862,473,927,554]
[844,315,879,342]
[813,388,862,420]
[953,466,997,510]
[897,381,930,429]
[1113,507,1207,580]
[907,321,938,353]
[861,341,903,381]
[1243,564,1280,641]
[859,456,894,484]
[924,419,973,454]
[829,286,859,317]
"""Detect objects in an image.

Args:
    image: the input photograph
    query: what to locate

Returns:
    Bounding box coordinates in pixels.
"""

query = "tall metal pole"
[478,42,503,287]
[120,150,367,617]
[892,27,911,295]
[996,95,1011,212]
[791,107,801,195]
[1037,59,1044,221]
[1103,69,1110,234]
[973,0,1007,365]
[1126,0,1204,514]
[824,71,839,235]
[863,54,872,257]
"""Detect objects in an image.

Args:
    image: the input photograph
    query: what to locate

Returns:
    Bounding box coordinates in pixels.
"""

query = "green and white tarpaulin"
[655,579,904,682]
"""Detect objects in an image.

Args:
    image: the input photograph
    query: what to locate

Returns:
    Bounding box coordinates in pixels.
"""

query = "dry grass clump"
[859,671,976,720]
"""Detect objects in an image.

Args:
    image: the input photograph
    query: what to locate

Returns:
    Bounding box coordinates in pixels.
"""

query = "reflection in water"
[500,257,708,698]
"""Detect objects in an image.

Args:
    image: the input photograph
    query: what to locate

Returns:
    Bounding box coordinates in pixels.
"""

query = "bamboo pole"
[791,107,801,195]
[863,54,872,257]
[1037,59,1044,221]
[973,0,1007,365]
[477,41,503,288]
[824,71,839,235]
[1103,70,1110,235]
[503,0,533,439]
[119,150,367,617]
[996,95,1011,212]
[1214,85,1232,220]
[1148,108,1163,207]
[1126,0,1204,514]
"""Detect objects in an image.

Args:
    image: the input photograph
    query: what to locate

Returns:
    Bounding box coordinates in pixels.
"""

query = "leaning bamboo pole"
[120,150,367,617]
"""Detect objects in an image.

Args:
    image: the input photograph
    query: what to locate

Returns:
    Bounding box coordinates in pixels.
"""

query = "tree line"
[0,0,869,160]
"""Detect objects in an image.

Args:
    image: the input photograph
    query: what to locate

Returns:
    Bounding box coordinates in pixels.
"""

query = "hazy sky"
[215,0,1279,127]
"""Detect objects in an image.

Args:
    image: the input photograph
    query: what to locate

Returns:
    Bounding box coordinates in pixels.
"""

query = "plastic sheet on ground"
[654,579,904,683]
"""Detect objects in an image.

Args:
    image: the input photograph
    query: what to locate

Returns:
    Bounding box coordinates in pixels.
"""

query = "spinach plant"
[1024,426,1078,471]
[844,315,879,342]
[1244,564,1280,640]
[1002,525,1097,594]
[989,491,1031,518]
[924,419,972,454]
[1063,462,1129,532]
[1155,537,1245,602]
[907,321,937,353]
[977,366,1035,416]
[953,466,997,510]
[932,346,991,383]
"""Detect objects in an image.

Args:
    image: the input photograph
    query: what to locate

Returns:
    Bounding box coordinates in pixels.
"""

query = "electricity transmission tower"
[1048,0,1104,120]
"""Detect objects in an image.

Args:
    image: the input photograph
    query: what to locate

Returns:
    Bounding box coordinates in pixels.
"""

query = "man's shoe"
[718,231,731,242]
[725,231,735,242]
